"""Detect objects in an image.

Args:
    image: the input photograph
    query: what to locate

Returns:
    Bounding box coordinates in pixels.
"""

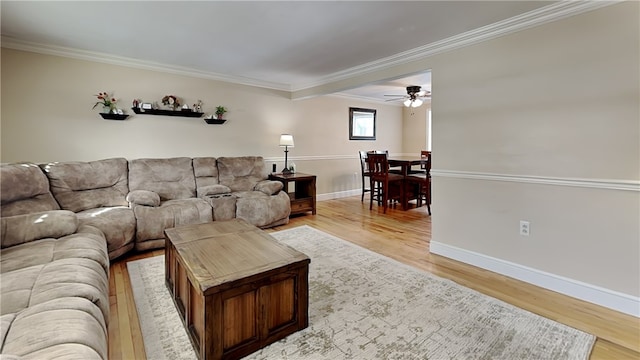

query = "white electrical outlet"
[520,220,530,236]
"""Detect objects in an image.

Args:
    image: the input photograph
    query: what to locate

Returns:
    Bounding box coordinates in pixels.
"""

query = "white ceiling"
[1,1,561,102]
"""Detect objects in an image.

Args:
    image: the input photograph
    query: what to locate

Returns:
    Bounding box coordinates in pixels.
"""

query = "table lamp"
[279,134,294,174]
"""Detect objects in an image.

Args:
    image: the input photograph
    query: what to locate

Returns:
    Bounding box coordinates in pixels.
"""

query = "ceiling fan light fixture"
[388,85,429,108]
[406,86,421,95]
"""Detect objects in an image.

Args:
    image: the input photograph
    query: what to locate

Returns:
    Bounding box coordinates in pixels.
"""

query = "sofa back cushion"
[0,163,60,217]
[42,158,129,213]
[128,157,196,200]
[217,156,268,192]
[193,157,219,187]
[1,210,78,249]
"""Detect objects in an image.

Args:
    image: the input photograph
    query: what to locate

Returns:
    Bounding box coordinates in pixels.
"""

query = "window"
[349,107,376,140]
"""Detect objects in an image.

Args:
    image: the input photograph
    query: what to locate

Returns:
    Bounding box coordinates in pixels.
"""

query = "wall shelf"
[204,118,227,125]
[131,107,203,118]
[100,113,129,120]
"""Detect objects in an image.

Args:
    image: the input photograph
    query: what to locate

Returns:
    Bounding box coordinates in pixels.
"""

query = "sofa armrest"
[254,180,284,196]
[197,184,232,198]
[77,224,107,239]
[126,190,160,207]
[1,210,78,248]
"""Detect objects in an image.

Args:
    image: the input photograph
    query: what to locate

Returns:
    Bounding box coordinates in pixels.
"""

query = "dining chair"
[407,151,431,215]
[358,150,372,202]
[406,150,430,175]
[375,150,404,175]
[366,152,404,213]
[420,151,431,171]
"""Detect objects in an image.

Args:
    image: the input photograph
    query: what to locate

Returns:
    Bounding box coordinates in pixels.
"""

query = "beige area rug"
[127,225,595,360]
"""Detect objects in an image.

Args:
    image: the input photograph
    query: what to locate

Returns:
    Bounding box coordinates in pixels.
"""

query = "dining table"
[386,156,427,210]
[387,156,426,176]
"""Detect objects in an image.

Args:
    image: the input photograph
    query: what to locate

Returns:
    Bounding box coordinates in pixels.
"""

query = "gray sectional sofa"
[0,156,291,359]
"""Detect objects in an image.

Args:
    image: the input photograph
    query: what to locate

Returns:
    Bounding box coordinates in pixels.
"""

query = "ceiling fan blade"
[385,98,404,102]
[383,94,406,97]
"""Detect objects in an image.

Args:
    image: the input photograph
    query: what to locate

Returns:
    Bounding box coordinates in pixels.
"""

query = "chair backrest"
[366,153,389,178]
[361,150,390,175]
[358,151,369,174]
[421,150,432,173]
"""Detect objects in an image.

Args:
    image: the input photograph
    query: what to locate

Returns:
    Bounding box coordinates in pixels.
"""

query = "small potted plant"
[215,106,228,119]
[93,91,117,114]
[93,91,128,120]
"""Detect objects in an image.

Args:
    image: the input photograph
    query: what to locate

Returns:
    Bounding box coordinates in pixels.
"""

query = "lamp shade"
[279,134,294,147]
[412,99,423,108]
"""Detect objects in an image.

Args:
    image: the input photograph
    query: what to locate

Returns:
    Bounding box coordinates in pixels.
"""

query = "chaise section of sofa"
[216,156,290,228]
[0,210,110,360]
[40,158,136,260]
[127,157,213,251]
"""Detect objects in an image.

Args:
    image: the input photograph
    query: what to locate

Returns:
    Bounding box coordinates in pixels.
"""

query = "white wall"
[425,2,639,315]
[402,103,430,154]
[0,49,403,195]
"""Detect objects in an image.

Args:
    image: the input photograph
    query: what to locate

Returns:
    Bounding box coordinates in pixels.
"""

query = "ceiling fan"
[384,85,431,108]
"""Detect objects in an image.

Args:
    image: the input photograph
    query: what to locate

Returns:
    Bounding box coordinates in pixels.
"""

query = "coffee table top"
[165,219,310,295]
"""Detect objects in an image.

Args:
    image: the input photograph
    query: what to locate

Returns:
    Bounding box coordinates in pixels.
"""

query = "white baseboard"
[317,189,362,202]
[430,241,640,318]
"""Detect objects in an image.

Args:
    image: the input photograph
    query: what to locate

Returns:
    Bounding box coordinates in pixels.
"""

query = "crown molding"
[0,36,291,92]
[291,1,622,92]
[1,1,620,96]
[328,92,404,106]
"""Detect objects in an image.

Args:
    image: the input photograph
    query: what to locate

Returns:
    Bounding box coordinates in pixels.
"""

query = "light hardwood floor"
[109,196,639,359]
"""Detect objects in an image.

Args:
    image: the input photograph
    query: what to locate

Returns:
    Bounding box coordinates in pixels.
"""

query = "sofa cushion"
[0,163,60,217]
[193,157,219,192]
[0,314,16,354]
[254,180,283,195]
[126,190,161,206]
[234,191,291,228]
[76,207,136,260]
[41,158,129,213]
[132,198,212,244]
[0,257,109,320]
[198,184,231,197]
[129,158,196,200]
[217,156,269,192]
[1,211,78,249]
[203,194,237,221]
[0,225,108,275]
[1,297,107,359]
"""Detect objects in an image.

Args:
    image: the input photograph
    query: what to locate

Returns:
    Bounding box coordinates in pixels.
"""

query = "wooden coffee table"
[164,219,310,360]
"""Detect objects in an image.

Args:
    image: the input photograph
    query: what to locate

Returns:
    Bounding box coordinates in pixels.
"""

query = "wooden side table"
[269,172,317,215]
